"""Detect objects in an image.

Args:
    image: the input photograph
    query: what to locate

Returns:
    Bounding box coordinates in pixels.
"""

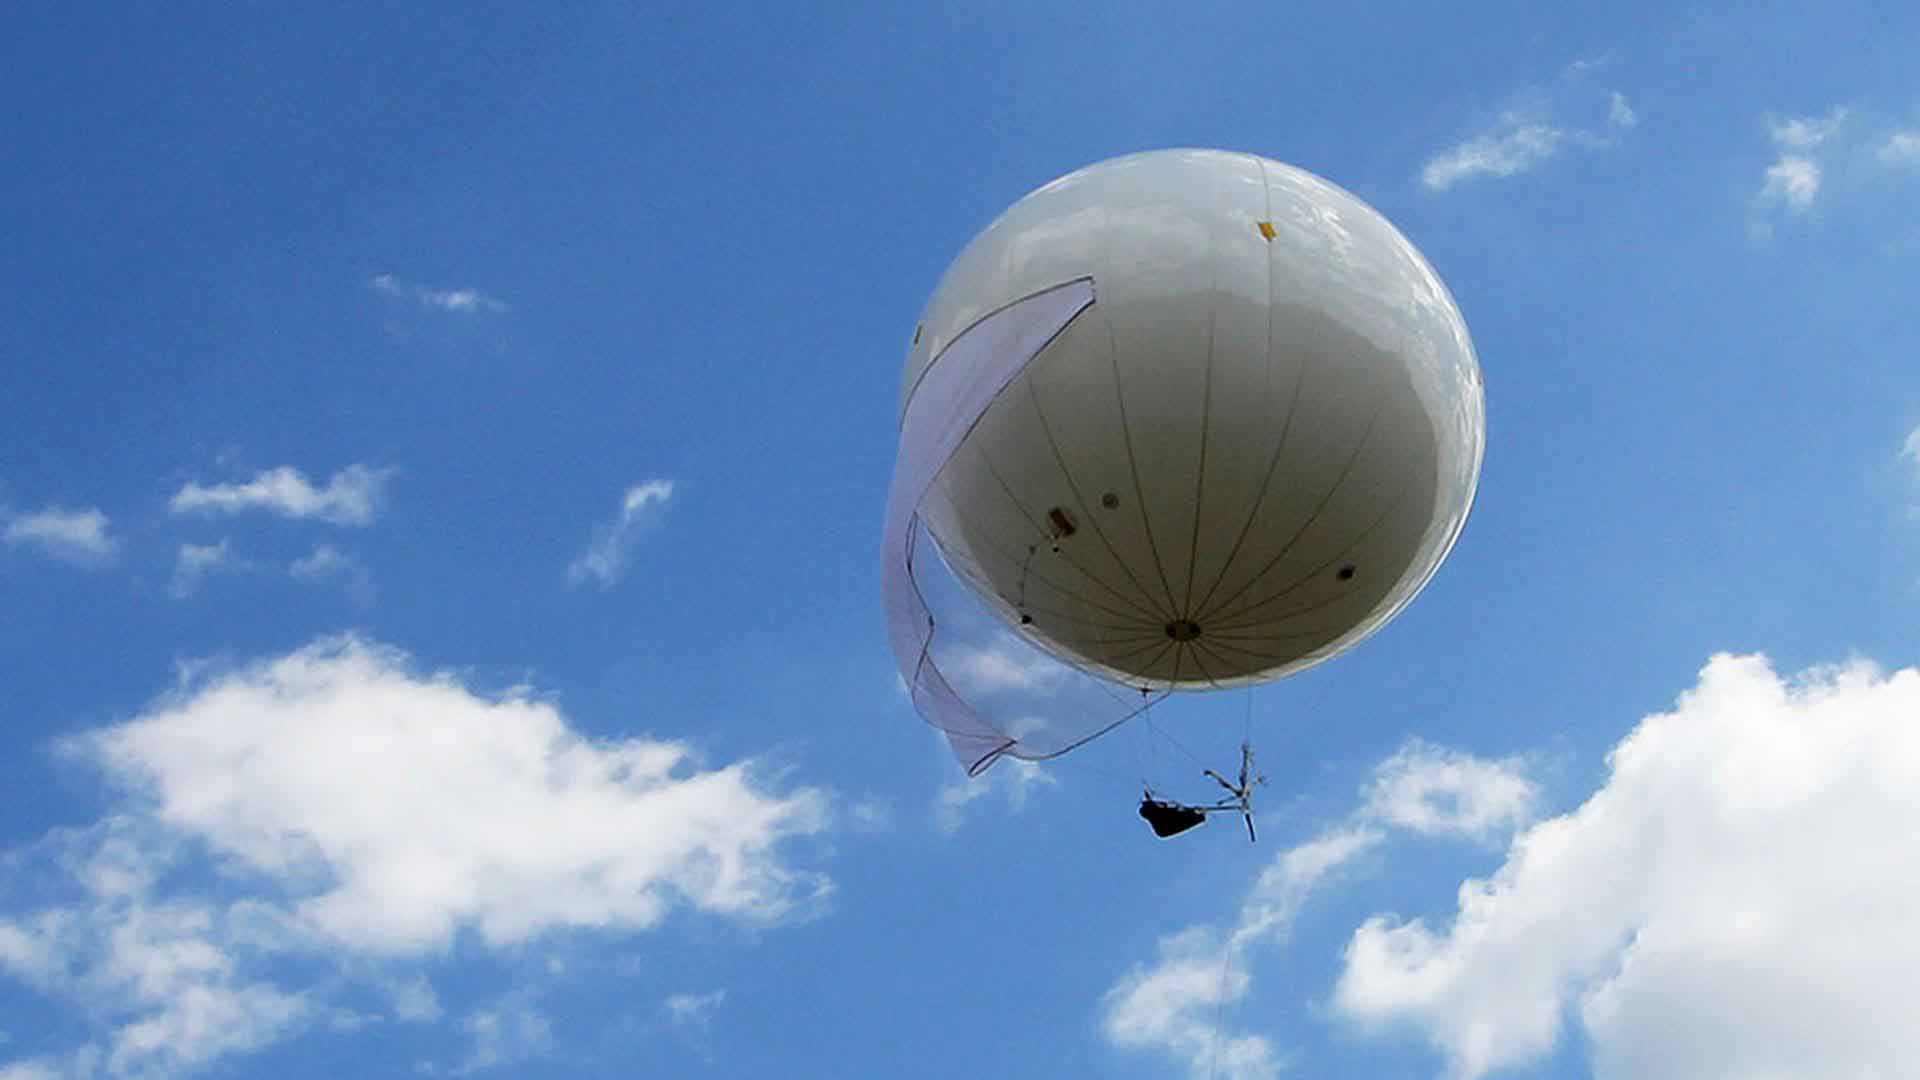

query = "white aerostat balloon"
[884,149,1483,774]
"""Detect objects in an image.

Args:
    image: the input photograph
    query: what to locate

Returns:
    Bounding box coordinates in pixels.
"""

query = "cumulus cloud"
[1104,742,1537,1078]
[368,273,504,314]
[567,480,674,588]
[1334,653,1920,1080]
[1104,829,1383,1079]
[1421,90,1635,191]
[169,465,390,527]
[0,636,832,1076]
[1362,740,1537,842]
[170,541,232,598]
[1759,155,1822,210]
[1904,425,1920,478]
[2,507,114,564]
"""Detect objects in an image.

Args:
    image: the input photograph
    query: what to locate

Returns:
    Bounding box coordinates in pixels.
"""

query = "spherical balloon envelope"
[884,149,1483,772]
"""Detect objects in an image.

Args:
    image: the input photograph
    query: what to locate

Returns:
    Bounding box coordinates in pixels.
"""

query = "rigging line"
[1184,637,1227,691]
[1023,366,1174,622]
[1187,173,1297,623]
[1202,480,1414,628]
[983,422,1159,622]
[965,448,1166,623]
[932,509,1164,628]
[1009,685,1172,769]
[1205,929,1242,1080]
[1186,638,1251,685]
[1098,295,1185,620]
[1137,709,1209,772]
[1098,635,1183,679]
[1180,188,1224,617]
[1204,587,1374,636]
[1181,636,1318,668]
[1182,634,1259,684]
[1193,394,1389,627]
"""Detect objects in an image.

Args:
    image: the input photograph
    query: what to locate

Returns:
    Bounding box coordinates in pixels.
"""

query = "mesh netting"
[883,278,1162,775]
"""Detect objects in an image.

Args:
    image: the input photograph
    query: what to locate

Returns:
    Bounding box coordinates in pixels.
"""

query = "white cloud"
[566,480,674,588]
[1334,653,1920,1080]
[935,758,1055,833]
[3,507,114,564]
[1103,740,1540,1078]
[1421,117,1566,190]
[456,994,551,1075]
[1758,155,1822,211]
[1753,107,1848,219]
[660,989,726,1063]
[0,636,833,1075]
[664,989,725,1027]
[1606,91,1637,132]
[1770,107,1848,150]
[1879,130,1920,165]
[1904,425,1920,478]
[944,633,1066,694]
[1104,828,1382,1079]
[288,544,348,580]
[170,541,232,598]
[1421,90,1634,191]
[288,544,373,600]
[368,273,504,314]
[1362,740,1537,842]
[169,465,390,527]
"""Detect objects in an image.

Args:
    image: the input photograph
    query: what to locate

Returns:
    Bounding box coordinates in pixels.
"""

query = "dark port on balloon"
[1164,619,1202,641]
[1046,506,1078,540]
[1100,491,1120,509]
[1337,564,1356,581]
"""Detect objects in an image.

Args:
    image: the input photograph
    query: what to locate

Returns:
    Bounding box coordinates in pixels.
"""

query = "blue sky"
[4,4,1920,1078]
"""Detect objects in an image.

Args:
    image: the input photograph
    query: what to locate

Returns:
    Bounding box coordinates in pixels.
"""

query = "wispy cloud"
[661,990,726,1061]
[368,273,504,314]
[935,758,1055,833]
[1879,130,1920,166]
[455,993,551,1075]
[1421,89,1636,191]
[567,480,674,588]
[1333,653,1920,1080]
[1753,106,1848,219]
[169,540,233,598]
[664,990,725,1027]
[288,543,373,601]
[289,543,350,581]
[943,633,1067,695]
[2,507,114,564]
[0,636,833,1076]
[169,465,391,527]
[1103,828,1383,1079]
